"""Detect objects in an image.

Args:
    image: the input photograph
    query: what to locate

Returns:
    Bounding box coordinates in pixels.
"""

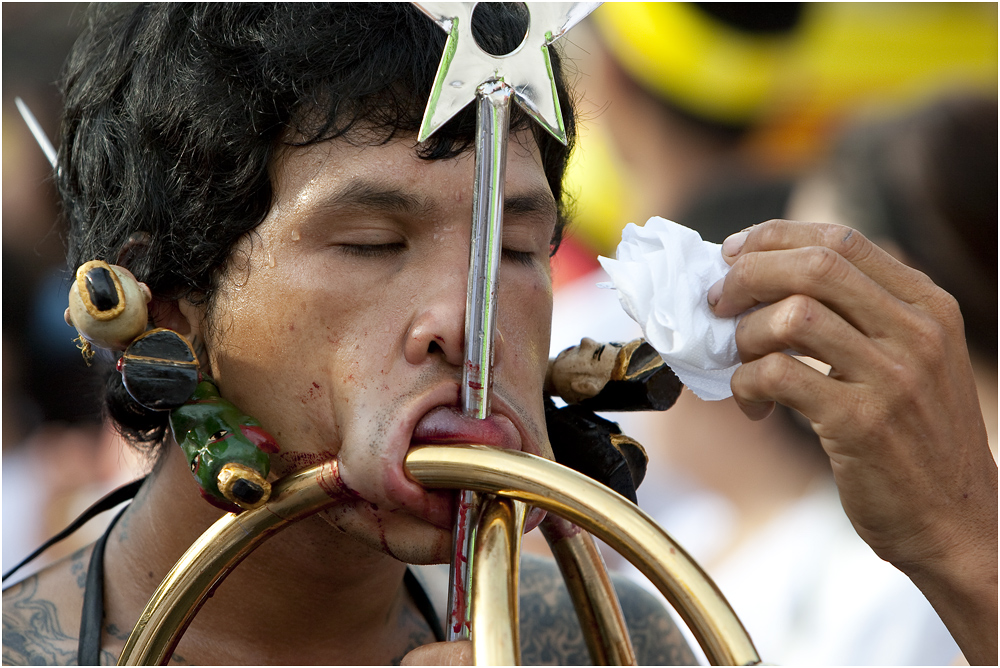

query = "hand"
[400,640,472,666]
[708,219,997,664]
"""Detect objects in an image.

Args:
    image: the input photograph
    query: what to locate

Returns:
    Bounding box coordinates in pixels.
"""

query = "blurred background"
[544,3,996,665]
[3,3,996,664]
[3,3,146,581]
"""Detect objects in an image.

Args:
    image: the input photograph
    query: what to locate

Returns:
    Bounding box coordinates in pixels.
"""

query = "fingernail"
[707,277,724,307]
[722,230,749,257]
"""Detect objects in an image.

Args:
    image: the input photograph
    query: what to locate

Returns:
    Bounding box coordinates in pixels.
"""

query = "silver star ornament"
[414,2,601,145]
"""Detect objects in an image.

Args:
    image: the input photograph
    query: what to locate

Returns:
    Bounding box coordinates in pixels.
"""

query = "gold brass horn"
[118,446,760,666]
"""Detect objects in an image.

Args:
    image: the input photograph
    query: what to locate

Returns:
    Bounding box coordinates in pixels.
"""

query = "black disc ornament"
[119,328,200,410]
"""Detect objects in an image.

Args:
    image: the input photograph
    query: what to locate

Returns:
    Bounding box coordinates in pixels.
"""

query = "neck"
[102,445,413,664]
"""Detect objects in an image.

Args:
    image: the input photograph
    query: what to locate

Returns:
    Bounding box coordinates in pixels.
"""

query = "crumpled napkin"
[598,217,740,401]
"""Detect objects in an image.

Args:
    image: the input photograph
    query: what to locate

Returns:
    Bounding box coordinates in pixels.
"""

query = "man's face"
[200,135,556,563]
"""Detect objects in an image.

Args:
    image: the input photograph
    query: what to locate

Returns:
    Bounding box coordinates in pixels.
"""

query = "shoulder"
[609,572,696,666]
[2,547,92,666]
[518,554,695,666]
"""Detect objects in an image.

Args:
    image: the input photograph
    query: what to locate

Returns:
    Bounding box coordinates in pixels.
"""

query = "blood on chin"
[315,492,546,563]
[316,500,454,564]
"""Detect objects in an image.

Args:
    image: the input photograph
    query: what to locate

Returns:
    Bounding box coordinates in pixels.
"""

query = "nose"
[404,270,468,369]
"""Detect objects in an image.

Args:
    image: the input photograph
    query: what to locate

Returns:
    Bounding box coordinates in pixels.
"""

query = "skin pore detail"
[2,547,101,667]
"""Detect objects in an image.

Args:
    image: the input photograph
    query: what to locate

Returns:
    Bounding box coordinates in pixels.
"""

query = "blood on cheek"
[301,381,324,404]
[273,449,337,475]
[336,337,365,391]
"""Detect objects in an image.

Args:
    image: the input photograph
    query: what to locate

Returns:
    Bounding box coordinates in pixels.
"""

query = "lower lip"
[404,446,549,534]
[410,406,523,451]
[401,403,540,530]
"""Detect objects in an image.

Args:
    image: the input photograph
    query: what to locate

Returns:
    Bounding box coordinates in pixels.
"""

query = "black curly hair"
[57,2,577,454]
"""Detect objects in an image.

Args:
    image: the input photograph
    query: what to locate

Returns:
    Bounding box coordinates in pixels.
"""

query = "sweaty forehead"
[268,134,555,219]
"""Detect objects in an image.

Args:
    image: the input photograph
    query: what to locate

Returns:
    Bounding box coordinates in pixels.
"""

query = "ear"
[150,297,210,367]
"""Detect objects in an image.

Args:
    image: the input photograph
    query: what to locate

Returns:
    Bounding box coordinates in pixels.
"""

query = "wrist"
[896,475,998,665]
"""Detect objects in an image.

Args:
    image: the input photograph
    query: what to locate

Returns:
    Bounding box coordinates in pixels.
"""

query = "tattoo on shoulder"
[2,576,78,666]
[614,577,697,666]
[516,556,696,665]
[518,558,590,665]
[105,622,130,642]
[167,651,190,665]
[69,548,89,590]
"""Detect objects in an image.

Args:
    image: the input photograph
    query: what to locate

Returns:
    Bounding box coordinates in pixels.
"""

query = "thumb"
[400,640,473,666]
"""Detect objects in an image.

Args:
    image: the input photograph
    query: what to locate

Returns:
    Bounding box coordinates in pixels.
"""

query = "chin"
[317,504,453,565]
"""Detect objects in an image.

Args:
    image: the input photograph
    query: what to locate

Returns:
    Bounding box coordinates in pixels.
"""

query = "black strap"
[9,474,441,660]
[78,505,129,666]
[404,567,445,643]
[75,550,443,663]
[2,477,146,583]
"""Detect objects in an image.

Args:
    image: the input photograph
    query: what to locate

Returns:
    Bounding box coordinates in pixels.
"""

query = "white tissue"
[598,217,739,401]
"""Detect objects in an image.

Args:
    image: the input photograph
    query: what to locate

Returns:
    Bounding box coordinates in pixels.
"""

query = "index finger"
[722,220,941,308]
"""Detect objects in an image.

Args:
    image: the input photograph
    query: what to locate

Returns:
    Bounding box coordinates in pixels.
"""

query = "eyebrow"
[320,180,434,217]
[318,179,556,222]
[504,190,558,221]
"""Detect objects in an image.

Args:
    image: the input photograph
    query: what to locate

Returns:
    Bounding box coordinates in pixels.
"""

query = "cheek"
[503,272,552,376]
[205,272,363,457]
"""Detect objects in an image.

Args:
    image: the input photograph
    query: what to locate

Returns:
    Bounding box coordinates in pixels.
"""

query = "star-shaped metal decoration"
[414,2,600,145]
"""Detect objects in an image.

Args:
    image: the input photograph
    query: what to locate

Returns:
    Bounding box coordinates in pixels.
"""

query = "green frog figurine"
[169,379,279,512]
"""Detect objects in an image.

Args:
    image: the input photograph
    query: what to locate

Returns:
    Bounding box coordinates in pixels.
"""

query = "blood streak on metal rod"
[412,1,600,643]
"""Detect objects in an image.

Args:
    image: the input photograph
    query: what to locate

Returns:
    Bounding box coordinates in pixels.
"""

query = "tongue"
[411,406,520,450]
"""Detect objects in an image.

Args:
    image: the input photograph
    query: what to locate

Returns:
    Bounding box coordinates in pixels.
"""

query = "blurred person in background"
[3,3,147,579]
[547,3,996,665]
[554,3,997,260]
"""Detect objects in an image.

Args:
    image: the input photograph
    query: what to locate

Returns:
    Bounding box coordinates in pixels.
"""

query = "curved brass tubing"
[471,496,527,665]
[119,447,759,666]
[405,446,760,666]
[540,514,636,665]
[118,460,352,665]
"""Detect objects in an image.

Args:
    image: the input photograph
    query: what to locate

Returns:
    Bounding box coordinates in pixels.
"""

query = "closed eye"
[502,249,535,266]
[339,242,406,258]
